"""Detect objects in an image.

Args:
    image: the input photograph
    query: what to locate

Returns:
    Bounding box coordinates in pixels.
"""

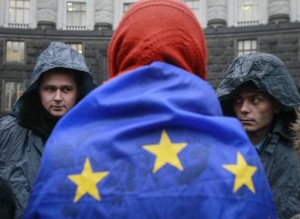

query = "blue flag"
[25,62,276,219]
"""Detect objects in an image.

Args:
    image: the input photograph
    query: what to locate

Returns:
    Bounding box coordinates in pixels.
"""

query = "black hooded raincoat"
[0,42,96,219]
[217,52,300,219]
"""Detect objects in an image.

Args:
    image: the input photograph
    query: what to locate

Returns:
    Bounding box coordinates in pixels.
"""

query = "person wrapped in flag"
[25,0,277,218]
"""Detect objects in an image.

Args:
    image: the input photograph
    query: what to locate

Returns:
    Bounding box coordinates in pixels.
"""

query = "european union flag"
[25,62,276,219]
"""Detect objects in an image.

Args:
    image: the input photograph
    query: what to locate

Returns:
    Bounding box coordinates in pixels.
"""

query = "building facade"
[0,0,300,116]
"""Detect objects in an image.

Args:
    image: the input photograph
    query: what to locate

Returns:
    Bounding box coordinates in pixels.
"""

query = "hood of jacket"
[216,52,300,117]
[12,41,96,117]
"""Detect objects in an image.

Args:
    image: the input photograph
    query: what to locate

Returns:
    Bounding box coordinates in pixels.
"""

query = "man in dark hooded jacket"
[0,41,96,218]
[217,52,300,219]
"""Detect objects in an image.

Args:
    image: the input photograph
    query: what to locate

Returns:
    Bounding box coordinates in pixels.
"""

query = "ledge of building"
[0,27,114,39]
[205,21,300,36]
[1,21,300,39]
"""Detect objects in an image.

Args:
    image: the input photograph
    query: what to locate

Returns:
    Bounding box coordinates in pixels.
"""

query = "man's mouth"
[52,106,64,110]
[240,118,255,125]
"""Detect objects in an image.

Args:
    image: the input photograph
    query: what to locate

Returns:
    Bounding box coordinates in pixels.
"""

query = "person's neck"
[247,127,272,146]
[44,113,60,134]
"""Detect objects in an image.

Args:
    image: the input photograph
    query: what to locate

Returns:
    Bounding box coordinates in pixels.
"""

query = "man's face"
[233,88,280,134]
[39,71,78,118]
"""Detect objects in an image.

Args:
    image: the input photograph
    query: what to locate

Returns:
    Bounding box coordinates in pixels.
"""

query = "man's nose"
[54,90,62,101]
[240,101,250,113]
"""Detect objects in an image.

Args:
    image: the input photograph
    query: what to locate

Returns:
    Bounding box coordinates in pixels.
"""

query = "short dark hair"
[40,67,83,88]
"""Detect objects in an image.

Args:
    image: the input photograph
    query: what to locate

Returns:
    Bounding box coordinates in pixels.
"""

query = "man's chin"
[49,111,66,118]
[243,126,256,132]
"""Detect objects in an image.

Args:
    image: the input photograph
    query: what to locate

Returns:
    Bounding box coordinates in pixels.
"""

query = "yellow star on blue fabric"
[223,152,257,193]
[68,158,109,202]
[143,130,188,173]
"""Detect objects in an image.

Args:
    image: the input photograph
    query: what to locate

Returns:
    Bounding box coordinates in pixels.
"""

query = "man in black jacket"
[217,52,300,219]
[0,42,96,218]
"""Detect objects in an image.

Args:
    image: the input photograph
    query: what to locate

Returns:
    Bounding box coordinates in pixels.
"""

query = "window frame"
[2,0,37,28]
[5,40,26,63]
[57,0,94,30]
[236,39,258,57]
[228,0,267,27]
[113,0,137,29]
[290,0,300,22]
[1,79,26,113]
[66,42,84,55]
[183,0,207,28]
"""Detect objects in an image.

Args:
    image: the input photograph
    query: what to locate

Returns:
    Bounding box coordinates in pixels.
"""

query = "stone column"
[94,0,113,30]
[268,0,290,23]
[36,0,57,29]
[207,0,227,27]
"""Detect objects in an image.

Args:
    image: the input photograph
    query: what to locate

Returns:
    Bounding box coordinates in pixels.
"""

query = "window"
[290,0,300,22]
[237,40,257,56]
[184,0,199,14]
[113,0,137,29]
[2,80,26,112]
[66,43,83,55]
[57,0,94,30]
[228,0,267,27]
[66,1,86,30]
[6,41,25,63]
[8,0,30,28]
[237,0,259,26]
[123,3,134,13]
[1,0,36,28]
[183,0,206,28]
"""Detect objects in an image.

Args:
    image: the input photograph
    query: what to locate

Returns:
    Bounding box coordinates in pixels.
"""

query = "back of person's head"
[108,0,207,79]
[0,178,16,219]
[217,52,300,116]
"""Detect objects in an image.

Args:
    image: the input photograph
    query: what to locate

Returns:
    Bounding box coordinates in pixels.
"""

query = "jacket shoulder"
[0,115,26,151]
[0,115,19,130]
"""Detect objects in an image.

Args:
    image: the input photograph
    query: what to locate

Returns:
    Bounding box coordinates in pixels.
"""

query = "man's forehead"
[236,86,261,93]
[42,70,75,77]
[39,71,77,87]
[234,87,269,98]
[234,82,260,94]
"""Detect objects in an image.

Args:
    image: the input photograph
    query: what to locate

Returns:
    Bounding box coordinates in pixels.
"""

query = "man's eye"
[62,87,73,92]
[252,96,262,104]
[46,87,55,92]
[233,98,242,104]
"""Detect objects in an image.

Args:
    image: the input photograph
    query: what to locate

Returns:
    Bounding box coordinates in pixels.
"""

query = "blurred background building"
[0,0,300,116]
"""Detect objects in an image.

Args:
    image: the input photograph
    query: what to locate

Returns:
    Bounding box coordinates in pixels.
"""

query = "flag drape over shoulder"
[25,62,276,219]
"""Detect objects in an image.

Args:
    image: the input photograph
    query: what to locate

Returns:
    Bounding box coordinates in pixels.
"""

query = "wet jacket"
[217,52,300,219]
[0,42,96,219]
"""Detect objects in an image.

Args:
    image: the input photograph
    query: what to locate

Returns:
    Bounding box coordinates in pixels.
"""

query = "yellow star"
[68,158,109,203]
[143,130,188,173]
[223,152,257,193]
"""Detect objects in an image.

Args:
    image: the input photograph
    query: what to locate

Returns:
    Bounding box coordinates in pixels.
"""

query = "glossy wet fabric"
[0,42,96,219]
[217,52,300,219]
[26,62,275,219]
